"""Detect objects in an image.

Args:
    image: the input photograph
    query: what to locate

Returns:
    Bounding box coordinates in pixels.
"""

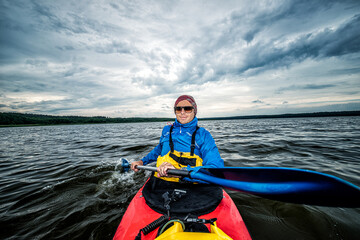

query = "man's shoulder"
[196,126,212,138]
[161,124,172,134]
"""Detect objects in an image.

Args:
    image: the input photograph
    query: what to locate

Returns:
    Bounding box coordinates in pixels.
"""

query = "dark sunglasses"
[174,106,194,113]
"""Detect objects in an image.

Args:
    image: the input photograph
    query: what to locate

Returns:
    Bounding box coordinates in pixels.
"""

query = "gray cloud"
[277,84,337,93]
[0,0,359,117]
[90,40,133,55]
[176,1,360,85]
[329,67,360,75]
[252,99,264,104]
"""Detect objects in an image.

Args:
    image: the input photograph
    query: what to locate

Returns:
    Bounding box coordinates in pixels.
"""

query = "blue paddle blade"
[121,158,130,173]
[191,167,360,207]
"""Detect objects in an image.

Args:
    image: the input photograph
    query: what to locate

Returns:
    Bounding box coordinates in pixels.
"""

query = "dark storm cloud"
[177,1,360,85]
[252,99,264,104]
[0,0,130,62]
[329,67,360,75]
[30,1,91,34]
[242,13,360,71]
[290,14,360,58]
[227,0,332,43]
[276,84,337,94]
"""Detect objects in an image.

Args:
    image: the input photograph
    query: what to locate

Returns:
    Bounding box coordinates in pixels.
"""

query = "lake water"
[1,117,359,240]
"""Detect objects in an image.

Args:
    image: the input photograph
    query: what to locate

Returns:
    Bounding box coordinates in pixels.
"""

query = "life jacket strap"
[169,124,199,155]
[190,126,199,156]
[169,125,174,152]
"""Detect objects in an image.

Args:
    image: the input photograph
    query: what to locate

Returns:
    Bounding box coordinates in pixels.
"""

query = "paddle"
[120,159,360,207]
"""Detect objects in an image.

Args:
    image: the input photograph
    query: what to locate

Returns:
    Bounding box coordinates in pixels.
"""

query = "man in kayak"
[130,95,224,182]
[118,96,245,239]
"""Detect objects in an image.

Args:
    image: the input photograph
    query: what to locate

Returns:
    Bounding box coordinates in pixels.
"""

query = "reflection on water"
[0,117,359,239]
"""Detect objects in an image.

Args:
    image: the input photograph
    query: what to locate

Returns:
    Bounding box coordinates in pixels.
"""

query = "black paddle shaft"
[136,165,190,177]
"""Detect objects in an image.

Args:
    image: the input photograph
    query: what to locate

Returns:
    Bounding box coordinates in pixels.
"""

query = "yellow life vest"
[155,125,203,182]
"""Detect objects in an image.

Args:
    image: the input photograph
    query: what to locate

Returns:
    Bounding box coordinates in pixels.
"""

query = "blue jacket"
[141,117,224,168]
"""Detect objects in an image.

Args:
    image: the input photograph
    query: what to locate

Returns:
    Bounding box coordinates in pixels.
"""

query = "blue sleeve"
[141,126,166,165]
[200,130,224,168]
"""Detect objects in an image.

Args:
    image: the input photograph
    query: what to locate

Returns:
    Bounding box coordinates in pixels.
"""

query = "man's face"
[175,100,195,124]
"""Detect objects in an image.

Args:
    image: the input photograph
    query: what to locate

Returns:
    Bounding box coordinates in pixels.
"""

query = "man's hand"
[130,160,143,172]
[157,162,176,177]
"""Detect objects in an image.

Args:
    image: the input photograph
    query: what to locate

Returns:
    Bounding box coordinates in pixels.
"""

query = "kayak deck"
[113,184,251,240]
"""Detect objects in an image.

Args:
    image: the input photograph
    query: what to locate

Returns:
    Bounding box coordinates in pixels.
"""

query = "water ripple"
[1,117,360,239]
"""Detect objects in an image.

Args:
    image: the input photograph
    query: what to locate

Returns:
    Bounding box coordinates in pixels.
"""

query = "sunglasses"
[174,106,194,113]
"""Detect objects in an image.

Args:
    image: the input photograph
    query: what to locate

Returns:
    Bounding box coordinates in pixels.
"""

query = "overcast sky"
[1,0,359,118]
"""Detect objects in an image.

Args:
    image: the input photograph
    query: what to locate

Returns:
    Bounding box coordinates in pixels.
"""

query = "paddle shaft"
[125,158,360,207]
[136,165,190,177]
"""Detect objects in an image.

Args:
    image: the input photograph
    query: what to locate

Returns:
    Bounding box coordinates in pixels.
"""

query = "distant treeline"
[201,111,360,121]
[0,111,359,126]
[0,112,172,126]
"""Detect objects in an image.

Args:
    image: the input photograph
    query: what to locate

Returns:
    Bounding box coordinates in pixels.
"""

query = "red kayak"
[113,180,252,240]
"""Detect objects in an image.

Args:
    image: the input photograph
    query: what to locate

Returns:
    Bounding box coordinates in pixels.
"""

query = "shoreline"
[1,111,359,127]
